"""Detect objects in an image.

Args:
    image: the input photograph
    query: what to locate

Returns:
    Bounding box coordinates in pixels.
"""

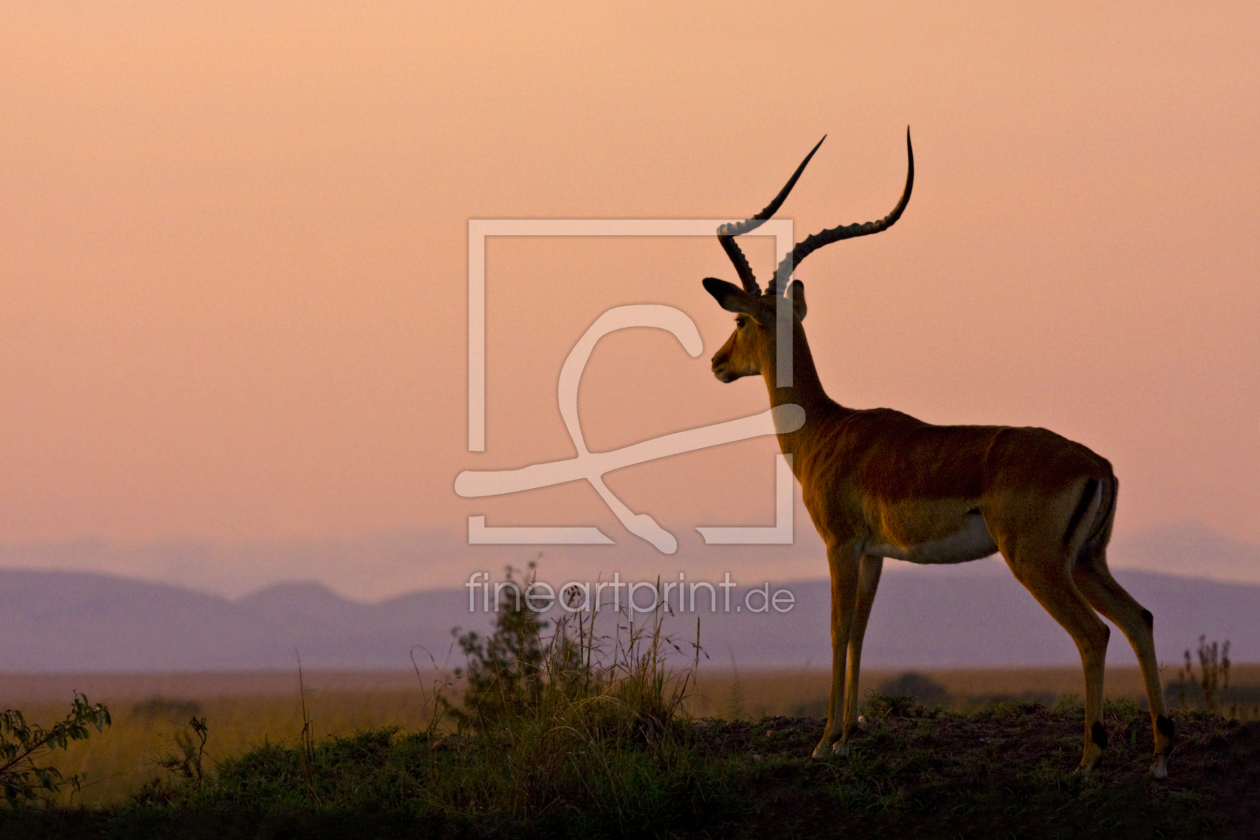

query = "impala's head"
[703,277,806,382]
[702,130,914,384]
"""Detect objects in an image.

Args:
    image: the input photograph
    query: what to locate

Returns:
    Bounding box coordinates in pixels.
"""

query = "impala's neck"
[763,321,845,458]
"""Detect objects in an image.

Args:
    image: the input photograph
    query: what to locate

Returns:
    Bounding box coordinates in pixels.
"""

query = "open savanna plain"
[0,666,1257,838]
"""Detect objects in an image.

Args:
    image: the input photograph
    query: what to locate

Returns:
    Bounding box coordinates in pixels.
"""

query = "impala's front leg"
[813,539,862,759]
[836,554,884,755]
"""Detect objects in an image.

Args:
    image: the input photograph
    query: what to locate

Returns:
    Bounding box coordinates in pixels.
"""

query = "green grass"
[2,698,1249,840]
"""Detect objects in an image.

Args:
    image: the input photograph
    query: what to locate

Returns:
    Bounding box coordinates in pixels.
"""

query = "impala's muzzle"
[711,360,734,383]
[711,357,756,383]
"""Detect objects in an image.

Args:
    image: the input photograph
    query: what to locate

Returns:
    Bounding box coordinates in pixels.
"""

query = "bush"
[0,693,111,806]
[447,564,698,742]
[876,672,950,708]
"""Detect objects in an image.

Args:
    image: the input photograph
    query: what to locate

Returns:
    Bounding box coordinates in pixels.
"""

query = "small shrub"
[448,564,552,730]
[130,697,203,723]
[1175,636,1231,713]
[159,717,209,789]
[877,672,950,707]
[132,716,211,806]
[0,693,111,806]
[865,692,933,720]
[447,564,698,742]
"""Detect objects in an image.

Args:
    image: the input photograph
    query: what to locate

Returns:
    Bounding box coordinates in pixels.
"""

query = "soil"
[692,705,1260,840]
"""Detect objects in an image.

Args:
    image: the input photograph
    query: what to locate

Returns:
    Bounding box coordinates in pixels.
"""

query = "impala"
[702,130,1174,777]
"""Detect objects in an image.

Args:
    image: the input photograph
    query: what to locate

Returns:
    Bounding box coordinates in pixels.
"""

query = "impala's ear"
[787,280,807,321]
[702,278,756,315]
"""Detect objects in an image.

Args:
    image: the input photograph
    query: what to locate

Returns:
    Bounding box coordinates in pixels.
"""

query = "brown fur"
[703,280,1172,775]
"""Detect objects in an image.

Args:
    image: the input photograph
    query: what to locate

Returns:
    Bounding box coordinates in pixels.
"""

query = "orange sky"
[1,2,1257,592]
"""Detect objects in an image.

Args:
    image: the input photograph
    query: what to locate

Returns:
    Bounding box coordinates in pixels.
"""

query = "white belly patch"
[865,514,998,565]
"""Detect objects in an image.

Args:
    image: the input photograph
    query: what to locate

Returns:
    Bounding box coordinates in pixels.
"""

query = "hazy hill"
[0,521,1255,603]
[0,561,1255,672]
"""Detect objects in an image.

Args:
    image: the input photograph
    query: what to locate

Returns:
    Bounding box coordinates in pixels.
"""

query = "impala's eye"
[735,316,747,329]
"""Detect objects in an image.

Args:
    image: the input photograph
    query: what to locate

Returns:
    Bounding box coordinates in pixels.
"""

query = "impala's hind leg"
[1005,551,1111,774]
[1072,548,1174,778]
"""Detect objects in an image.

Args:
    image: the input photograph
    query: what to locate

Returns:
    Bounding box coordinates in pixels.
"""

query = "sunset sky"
[1,3,1257,598]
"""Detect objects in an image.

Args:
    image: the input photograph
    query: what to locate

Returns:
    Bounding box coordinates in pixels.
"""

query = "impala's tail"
[1065,475,1117,557]
[1089,475,1118,549]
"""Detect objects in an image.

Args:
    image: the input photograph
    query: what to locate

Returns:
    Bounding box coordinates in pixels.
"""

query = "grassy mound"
[2,700,1254,839]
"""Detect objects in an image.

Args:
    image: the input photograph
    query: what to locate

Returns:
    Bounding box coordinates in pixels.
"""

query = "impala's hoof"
[1075,751,1102,778]
[1077,739,1104,777]
[831,741,851,757]
[1075,757,1102,778]
[1151,755,1168,779]
[811,743,828,760]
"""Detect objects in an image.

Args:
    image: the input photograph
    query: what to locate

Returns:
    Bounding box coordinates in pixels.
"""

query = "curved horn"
[717,136,826,295]
[768,128,914,296]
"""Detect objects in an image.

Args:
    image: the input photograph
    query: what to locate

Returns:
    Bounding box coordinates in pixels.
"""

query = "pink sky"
[1,3,1257,593]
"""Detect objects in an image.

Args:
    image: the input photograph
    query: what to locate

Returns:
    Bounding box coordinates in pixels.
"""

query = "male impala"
[702,130,1174,777]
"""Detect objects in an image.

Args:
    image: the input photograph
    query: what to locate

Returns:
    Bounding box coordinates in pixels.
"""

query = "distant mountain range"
[0,561,1255,672]
[0,521,1256,603]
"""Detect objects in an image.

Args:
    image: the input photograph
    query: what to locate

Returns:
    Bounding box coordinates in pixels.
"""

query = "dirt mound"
[694,703,1260,839]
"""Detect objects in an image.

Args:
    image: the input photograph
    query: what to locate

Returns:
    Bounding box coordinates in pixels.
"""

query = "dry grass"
[3,673,429,807]
[4,664,1258,807]
[689,664,1260,718]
